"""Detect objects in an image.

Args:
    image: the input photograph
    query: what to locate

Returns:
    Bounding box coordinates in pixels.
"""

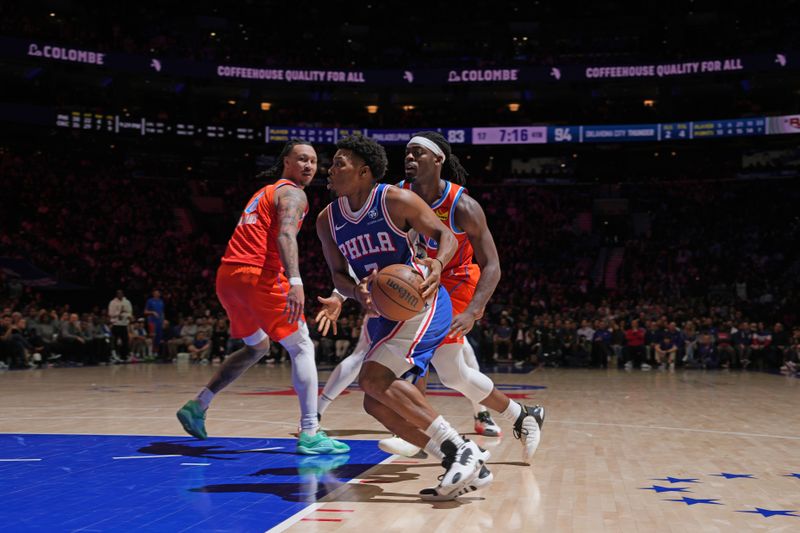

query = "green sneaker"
[296,431,350,455]
[176,399,208,439]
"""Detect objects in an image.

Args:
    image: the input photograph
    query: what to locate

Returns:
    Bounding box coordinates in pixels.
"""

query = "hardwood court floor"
[2,363,800,532]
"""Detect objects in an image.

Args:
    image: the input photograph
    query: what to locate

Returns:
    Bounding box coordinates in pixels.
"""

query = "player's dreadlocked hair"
[413,131,468,185]
[258,139,313,179]
[336,134,389,181]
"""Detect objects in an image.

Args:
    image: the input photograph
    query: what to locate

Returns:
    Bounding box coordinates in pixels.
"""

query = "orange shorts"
[440,273,478,345]
[215,263,304,342]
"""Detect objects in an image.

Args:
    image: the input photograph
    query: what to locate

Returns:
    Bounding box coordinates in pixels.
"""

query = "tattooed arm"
[275,186,308,323]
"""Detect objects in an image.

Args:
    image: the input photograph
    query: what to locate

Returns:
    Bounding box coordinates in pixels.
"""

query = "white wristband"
[289,277,303,286]
[332,288,348,301]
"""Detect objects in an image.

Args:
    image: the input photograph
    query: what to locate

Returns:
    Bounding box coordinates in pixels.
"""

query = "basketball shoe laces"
[513,405,530,440]
[437,456,455,481]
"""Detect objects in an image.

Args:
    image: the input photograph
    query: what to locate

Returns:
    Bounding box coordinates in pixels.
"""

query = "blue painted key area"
[0,434,389,532]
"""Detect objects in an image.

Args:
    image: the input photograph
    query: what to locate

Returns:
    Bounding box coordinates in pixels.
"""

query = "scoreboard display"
[690,118,766,138]
[47,110,793,145]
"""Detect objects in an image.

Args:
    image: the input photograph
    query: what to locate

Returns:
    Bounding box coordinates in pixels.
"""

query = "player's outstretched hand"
[286,285,305,324]
[315,293,343,336]
[418,257,442,300]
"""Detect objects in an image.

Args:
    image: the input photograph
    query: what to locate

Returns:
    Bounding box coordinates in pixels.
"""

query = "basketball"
[370,264,425,321]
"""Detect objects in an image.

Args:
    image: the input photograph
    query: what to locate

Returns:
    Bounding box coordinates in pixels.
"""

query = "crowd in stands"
[469,304,800,374]
[0,147,226,322]
[0,299,242,369]
[2,146,799,377]
[5,284,799,375]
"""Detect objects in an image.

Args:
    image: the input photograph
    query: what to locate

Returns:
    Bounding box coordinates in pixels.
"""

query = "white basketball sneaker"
[420,464,493,501]
[513,404,545,462]
[474,410,502,437]
[378,435,428,459]
[432,439,488,497]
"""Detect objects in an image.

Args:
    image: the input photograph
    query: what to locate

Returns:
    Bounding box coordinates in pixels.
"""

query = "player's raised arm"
[450,193,501,338]
[275,186,308,323]
[384,186,456,300]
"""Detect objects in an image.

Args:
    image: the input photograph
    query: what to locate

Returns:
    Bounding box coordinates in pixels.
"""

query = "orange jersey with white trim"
[400,180,480,286]
[222,178,307,272]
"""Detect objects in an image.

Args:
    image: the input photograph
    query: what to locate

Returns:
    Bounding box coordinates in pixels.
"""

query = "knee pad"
[462,341,480,371]
[434,344,494,402]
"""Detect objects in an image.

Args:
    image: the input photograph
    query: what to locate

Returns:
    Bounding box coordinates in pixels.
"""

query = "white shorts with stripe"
[364,285,451,378]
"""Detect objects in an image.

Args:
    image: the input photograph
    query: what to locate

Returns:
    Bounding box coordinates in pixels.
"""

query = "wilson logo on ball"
[385,278,420,307]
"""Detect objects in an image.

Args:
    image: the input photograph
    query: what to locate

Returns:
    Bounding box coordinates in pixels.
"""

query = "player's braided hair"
[336,134,388,181]
[413,131,468,185]
[258,139,313,179]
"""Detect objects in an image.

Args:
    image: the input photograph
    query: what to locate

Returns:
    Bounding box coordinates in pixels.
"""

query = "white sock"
[300,413,318,436]
[424,415,465,456]
[195,387,214,410]
[424,439,446,460]
[500,400,522,424]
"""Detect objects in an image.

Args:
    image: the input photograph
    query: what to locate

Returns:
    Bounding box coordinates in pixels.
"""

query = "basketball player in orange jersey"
[316,132,544,472]
[176,140,349,455]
